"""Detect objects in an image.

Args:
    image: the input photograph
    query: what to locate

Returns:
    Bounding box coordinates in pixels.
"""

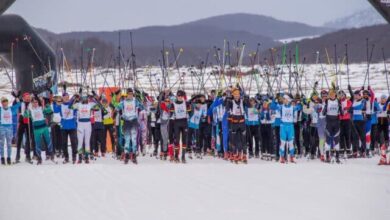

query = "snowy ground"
[0,150,389,220]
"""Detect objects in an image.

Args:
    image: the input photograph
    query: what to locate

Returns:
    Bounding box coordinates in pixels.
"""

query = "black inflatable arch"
[0,0,56,93]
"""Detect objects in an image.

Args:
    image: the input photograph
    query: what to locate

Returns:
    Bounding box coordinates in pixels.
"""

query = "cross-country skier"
[159,93,171,160]
[322,89,342,163]
[225,87,249,163]
[377,94,390,165]
[102,97,117,156]
[245,97,261,158]
[278,94,301,163]
[50,95,63,157]
[270,93,283,161]
[90,92,108,158]
[0,97,20,165]
[53,87,79,164]
[259,97,273,158]
[198,94,212,155]
[71,93,97,163]
[14,92,35,163]
[24,95,53,165]
[187,95,204,159]
[149,101,161,157]
[348,85,367,157]
[302,93,321,160]
[169,90,191,163]
[116,88,144,164]
[362,86,375,157]
[338,90,352,156]
[293,94,303,157]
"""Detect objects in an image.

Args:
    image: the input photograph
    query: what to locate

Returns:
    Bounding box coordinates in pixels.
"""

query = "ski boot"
[63,158,70,164]
[248,153,254,159]
[84,154,90,164]
[325,151,331,163]
[174,155,180,163]
[229,153,235,163]
[6,157,11,165]
[72,155,77,164]
[223,152,229,160]
[365,149,372,158]
[124,153,130,164]
[37,157,42,165]
[335,151,341,164]
[1,158,5,165]
[163,152,168,161]
[77,154,83,164]
[289,156,296,163]
[131,153,138,164]
[25,157,33,164]
[181,154,186,164]
[233,153,240,164]
[159,151,164,160]
[280,157,286,163]
[242,154,248,164]
[169,154,175,162]
[378,144,387,165]
[378,157,387,165]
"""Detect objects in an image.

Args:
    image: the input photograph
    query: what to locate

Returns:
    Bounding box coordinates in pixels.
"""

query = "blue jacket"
[370,101,380,125]
[270,100,281,127]
[53,101,77,130]
[351,99,366,121]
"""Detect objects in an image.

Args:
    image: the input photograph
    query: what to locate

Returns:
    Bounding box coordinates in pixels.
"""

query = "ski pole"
[345,44,350,86]
[382,48,390,94]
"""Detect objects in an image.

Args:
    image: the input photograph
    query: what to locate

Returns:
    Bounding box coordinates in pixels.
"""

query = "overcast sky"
[5,0,371,33]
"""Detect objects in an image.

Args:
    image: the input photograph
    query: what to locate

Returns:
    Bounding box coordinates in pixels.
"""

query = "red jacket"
[339,98,352,120]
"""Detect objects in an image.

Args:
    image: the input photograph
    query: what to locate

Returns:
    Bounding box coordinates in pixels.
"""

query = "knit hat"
[283,94,292,102]
[354,90,361,95]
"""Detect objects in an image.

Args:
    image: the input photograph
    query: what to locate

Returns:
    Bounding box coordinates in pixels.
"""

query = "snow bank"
[0,154,389,220]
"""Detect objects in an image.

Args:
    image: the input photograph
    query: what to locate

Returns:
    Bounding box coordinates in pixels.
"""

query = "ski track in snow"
[1,153,389,220]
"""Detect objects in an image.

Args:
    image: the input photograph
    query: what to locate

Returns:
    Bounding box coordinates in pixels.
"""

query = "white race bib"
[78,104,91,119]
[281,106,294,123]
[61,104,74,120]
[31,107,44,122]
[247,107,259,121]
[1,108,12,125]
[174,102,187,119]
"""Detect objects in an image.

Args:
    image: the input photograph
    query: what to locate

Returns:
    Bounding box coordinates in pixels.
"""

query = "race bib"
[1,108,12,125]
